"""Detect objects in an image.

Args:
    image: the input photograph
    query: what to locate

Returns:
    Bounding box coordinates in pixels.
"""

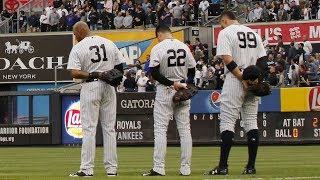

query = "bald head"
[73,21,91,42]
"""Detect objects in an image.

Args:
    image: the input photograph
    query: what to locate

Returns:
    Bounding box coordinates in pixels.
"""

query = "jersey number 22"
[167,49,186,67]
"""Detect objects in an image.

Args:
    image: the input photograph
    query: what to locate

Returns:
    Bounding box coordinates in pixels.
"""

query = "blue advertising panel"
[61,95,81,144]
[190,89,281,114]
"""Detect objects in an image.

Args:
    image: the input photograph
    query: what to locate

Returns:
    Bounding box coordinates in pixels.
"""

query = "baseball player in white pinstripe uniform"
[204,11,267,176]
[67,22,125,177]
[142,25,196,176]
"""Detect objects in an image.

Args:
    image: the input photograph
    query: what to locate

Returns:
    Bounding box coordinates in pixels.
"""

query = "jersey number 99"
[167,49,186,67]
[237,32,257,48]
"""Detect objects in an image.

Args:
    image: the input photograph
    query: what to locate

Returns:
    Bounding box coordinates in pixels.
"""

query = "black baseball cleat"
[242,167,256,174]
[203,166,228,175]
[142,169,165,176]
[69,171,93,177]
[180,172,190,176]
[107,173,117,177]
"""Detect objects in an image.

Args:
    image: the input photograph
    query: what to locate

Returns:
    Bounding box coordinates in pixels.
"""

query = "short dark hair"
[155,25,171,37]
[220,10,236,20]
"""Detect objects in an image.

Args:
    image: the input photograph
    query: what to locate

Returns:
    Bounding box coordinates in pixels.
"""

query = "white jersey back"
[216,24,266,71]
[149,39,196,82]
[67,36,125,72]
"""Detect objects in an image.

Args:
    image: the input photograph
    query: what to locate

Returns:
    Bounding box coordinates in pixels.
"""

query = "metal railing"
[0,15,14,34]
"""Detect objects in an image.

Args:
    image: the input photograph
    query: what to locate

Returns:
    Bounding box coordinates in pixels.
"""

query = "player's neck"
[226,20,240,27]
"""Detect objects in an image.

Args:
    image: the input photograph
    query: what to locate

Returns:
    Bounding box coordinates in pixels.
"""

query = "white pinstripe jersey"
[149,39,196,82]
[67,36,125,72]
[217,24,266,71]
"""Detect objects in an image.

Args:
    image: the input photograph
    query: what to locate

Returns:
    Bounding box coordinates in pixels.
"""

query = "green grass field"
[0,146,320,180]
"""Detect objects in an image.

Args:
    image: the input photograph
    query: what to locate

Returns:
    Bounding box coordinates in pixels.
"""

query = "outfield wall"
[0,87,319,145]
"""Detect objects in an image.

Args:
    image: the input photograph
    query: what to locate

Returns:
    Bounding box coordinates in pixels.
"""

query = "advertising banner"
[95,29,184,65]
[213,21,320,46]
[190,89,281,114]
[0,34,73,83]
[0,125,51,145]
[3,0,53,13]
[117,92,155,115]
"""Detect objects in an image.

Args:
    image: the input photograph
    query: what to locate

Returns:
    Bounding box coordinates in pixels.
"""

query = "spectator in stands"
[277,66,285,87]
[275,53,286,70]
[57,4,69,17]
[253,3,263,22]
[214,62,224,90]
[19,10,27,33]
[311,0,319,19]
[194,64,203,88]
[290,64,299,86]
[292,38,299,49]
[287,42,297,65]
[303,35,313,62]
[104,0,113,13]
[113,1,120,13]
[245,6,254,22]
[133,6,145,29]
[289,1,301,20]
[278,3,288,21]
[142,0,151,13]
[160,6,172,27]
[49,8,60,31]
[114,11,124,29]
[66,11,79,31]
[299,64,310,87]
[268,65,278,87]
[167,0,177,9]
[137,71,149,92]
[123,10,133,28]
[199,0,209,25]
[135,64,143,81]
[203,71,217,90]
[28,11,39,32]
[144,54,151,75]
[156,0,165,25]
[267,53,276,69]
[303,3,311,20]
[296,43,305,64]
[101,9,112,29]
[288,58,299,84]
[40,10,49,32]
[171,2,183,26]
[185,40,194,54]
[89,8,99,30]
[59,11,67,31]
[124,71,136,92]
[307,56,319,86]
[145,6,156,28]
[275,35,283,52]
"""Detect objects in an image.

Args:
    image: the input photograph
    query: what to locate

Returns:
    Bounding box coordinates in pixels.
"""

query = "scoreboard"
[190,112,320,144]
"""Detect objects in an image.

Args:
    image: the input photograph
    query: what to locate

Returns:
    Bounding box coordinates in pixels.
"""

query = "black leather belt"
[85,79,99,82]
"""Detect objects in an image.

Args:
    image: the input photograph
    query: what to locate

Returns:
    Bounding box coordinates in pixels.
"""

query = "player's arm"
[222,55,243,81]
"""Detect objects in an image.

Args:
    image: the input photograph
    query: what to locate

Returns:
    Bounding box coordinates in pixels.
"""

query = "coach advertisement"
[0,34,73,83]
[0,125,51,145]
[213,21,320,46]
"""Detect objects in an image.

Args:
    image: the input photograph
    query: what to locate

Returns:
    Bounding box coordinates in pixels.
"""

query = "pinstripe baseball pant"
[220,74,259,133]
[153,85,192,175]
[79,80,118,175]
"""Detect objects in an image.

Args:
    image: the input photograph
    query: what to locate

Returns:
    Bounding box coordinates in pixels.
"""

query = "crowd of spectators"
[244,0,320,23]
[0,0,212,33]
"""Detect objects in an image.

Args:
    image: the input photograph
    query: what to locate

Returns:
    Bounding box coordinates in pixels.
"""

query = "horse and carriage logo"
[4,39,35,54]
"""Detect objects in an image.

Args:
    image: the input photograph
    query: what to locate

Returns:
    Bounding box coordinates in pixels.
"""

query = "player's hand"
[173,82,187,91]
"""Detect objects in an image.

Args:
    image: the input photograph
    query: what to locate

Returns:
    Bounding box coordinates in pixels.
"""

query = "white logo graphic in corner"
[4,39,34,54]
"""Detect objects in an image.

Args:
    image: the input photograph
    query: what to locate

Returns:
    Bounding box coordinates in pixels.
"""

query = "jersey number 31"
[89,44,108,63]
[167,49,186,67]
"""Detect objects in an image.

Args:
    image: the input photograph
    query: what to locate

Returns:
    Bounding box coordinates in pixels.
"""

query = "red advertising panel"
[213,21,320,46]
